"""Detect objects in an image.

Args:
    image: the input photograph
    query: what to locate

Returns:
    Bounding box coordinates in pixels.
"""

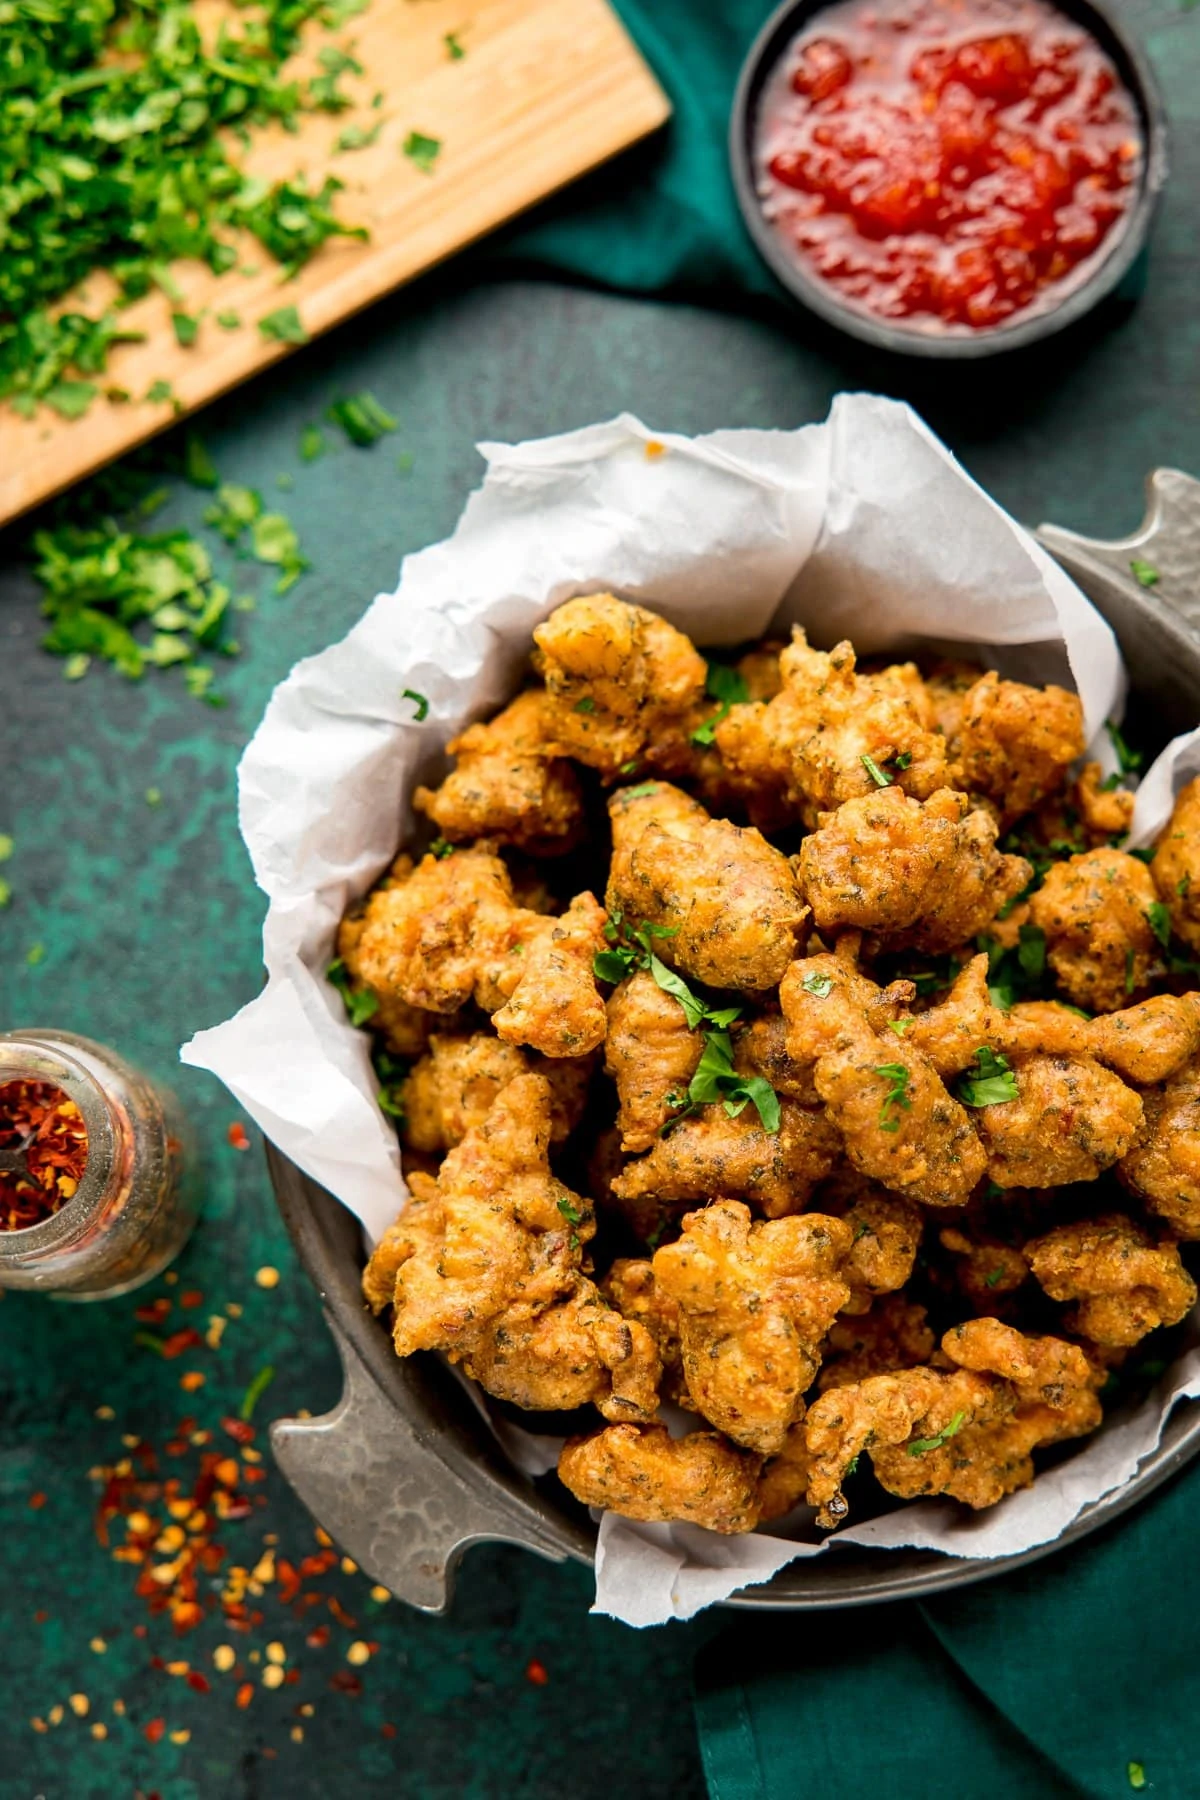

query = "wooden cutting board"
[0,0,669,529]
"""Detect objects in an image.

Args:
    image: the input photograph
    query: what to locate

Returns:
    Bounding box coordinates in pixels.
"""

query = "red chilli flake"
[525,1660,549,1686]
[28,1491,47,1510]
[227,1122,250,1152]
[0,1079,88,1230]
[144,1717,166,1744]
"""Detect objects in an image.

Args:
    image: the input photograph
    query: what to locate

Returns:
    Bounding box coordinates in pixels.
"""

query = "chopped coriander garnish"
[873,1062,912,1132]
[336,122,383,152]
[63,653,90,681]
[0,880,10,909]
[956,1046,1019,1108]
[252,512,309,592]
[1106,720,1144,777]
[184,434,219,491]
[239,1364,276,1423]
[216,311,242,331]
[888,1019,910,1035]
[327,957,379,1027]
[172,312,200,348]
[801,972,834,999]
[1147,901,1172,948]
[26,943,46,967]
[984,1267,1006,1288]
[445,29,466,58]
[907,1410,966,1456]
[429,838,455,860]
[622,782,659,800]
[861,752,892,788]
[1179,874,1191,898]
[44,380,97,420]
[619,760,641,776]
[300,425,326,463]
[205,483,262,543]
[574,697,596,714]
[556,1195,583,1227]
[403,688,430,722]
[690,662,749,747]
[1130,560,1159,588]
[1125,946,1136,994]
[688,1029,781,1134]
[395,450,415,475]
[259,305,309,346]
[327,392,397,447]
[276,472,294,492]
[1127,1763,1147,1791]
[892,750,912,771]
[145,379,175,407]
[145,787,163,808]
[403,131,442,173]
[0,836,12,863]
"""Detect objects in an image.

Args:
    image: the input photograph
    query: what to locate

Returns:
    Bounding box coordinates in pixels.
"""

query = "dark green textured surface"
[0,0,1198,1789]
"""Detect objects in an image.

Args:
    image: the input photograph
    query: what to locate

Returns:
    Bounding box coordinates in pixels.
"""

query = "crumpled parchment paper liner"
[181,393,1197,1627]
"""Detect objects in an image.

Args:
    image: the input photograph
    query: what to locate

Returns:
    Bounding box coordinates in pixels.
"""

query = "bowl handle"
[269,1309,571,1613]
[1037,468,1200,630]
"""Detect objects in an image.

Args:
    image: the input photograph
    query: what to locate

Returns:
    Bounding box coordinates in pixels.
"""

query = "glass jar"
[0,1031,198,1299]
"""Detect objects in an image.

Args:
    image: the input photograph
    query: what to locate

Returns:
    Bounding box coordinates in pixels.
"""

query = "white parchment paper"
[182,393,1200,1625]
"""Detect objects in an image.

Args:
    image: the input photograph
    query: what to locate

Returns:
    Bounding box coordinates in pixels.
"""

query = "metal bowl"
[728,0,1169,359]
[267,469,1200,1614]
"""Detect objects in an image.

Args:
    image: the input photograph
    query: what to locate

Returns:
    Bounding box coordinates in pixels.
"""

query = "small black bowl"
[729,0,1169,358]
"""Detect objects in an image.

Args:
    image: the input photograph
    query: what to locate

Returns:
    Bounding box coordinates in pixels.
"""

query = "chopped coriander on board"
[327,393,397,446]
[403,131,442,173]
[258,307,309,347]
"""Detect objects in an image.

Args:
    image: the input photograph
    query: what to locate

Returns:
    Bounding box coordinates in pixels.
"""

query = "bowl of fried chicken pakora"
[262,572,1200,1602]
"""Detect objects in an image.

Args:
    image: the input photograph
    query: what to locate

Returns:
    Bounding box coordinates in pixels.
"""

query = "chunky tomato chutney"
[755,0,1142,332]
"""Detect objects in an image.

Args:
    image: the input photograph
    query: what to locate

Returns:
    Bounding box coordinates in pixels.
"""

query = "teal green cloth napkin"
[694,1456,1198,1799]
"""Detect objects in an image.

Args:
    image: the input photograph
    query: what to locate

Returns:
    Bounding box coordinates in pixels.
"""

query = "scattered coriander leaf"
[907,1411,966,1456]
[956,1045,1020,1108]
[184,434,219,491]
[622,782,659,800]
[327,392,397,446]
[26,943,46,967]
[873,1062,911,1132]
[335,121,383,152]
[145,380,175,406]
[892,750,912,771]
[1178,874,1191,898]
[403,130,442,173]
[429,838,455,860]
[593,948,638,984]
[0,879,10,909]
[44,380,98,420]
[445,29,466,58]
[647,952,709,1030]
[258,305,309,346]
[63,653,90,681]
[1106,720,1144,777]
[801,972,833,999]
[556,1195,583,1227]
[691,661,749,746]
[172,311,200,348]
[239,1365,276,1422]
[984,1267,1006,1288]
[216,311,242,331]
[1147,901,1172,948]
[0,836,12,863]
[300,425,326,463]
[327,957,379,1027]
[395,450,415,475]
[1127,1763,1147,1791]
[1130,559,1159,588]
[861,752,892,788]
[574,697,596,714]
[402,687,430,722]
[688,1029,780,1133]
[145,788,162,807]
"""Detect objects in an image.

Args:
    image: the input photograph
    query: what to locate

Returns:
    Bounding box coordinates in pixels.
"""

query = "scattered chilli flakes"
[228,1122,251,1152]
[0,1078,89,1231]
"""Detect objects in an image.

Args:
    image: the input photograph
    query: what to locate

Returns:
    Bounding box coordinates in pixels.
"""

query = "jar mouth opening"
[0,1044,116,1246]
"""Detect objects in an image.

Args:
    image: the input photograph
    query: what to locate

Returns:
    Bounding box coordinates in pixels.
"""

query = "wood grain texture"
[0,0,669,527]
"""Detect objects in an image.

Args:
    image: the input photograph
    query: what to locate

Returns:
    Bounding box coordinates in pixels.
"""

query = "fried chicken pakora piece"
[611,1097,842,1220]
[757,1424,814,1523]
[936,1223,1031,1313]
[606,781,808,991]
[531,594,708,778]
[1152,775,1200,953]
[1025,1214,1197,1347]
[413,690,585,855]
[798,787,1032,954]
[365,1074,661,1417]
[808,1167,923,1312]
[557,1422,763,1535]
[817,1295,937,1391]
[1072,762,1136,842]
[806,1319,1100,1527]
[346,846,607,1056]
[337,898,440,1057]
[1119,1054,1200,1238]
[1089,995,1200,1085]
[1028,848,1161,1013]
[603,1258,683,1385]
[971,1054,1143,1188]
[604,971,704,1153]
[946,670,1084,827]
[641,644,789,826]
[780,952,987,1207]
[715,630,948,827]
[922,658,983,742]
[652,1200,852,1455]
[400,1032,592,1153]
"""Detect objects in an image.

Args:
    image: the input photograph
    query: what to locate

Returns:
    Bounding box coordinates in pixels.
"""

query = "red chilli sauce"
[755,0,1142,331]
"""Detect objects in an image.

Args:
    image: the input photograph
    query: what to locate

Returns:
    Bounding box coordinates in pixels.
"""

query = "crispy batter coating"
[936,1224,1031,1312]
[806,1319,1100,1528]
[1028,849,1160,1013]
[1026,1214,1197,1347]
[809,1167,923,1312]
[946,671,1084,827]
[780,953,987,1207]
[348,847,608,1056]
[461,1283,661,1419]
[643,644,788,824]
[1073,762,1136,841]
[817,1295,937,1390]
[1119,1054,1200,1238]
[607,780,808,991]
[1089,995,1200,1085]
[400,1032,592,1153]
[715,630,948,827]
[652,1200,852,1455]
[557,1423,763,1534]
[1152,775,1200,953]
[733,1012,819,1105]
[611,1098,842,1220]
[757,1424,814,1523]
[922,658,983,742]
[413,689,585,854]
[337,902,440,1057]
[971,1054,1143,1188]
[602,1257,688,1406]
[532,594,707,778]
[799,786,1032,954]
[605,971,704,1153]
[491,891,609,1057]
